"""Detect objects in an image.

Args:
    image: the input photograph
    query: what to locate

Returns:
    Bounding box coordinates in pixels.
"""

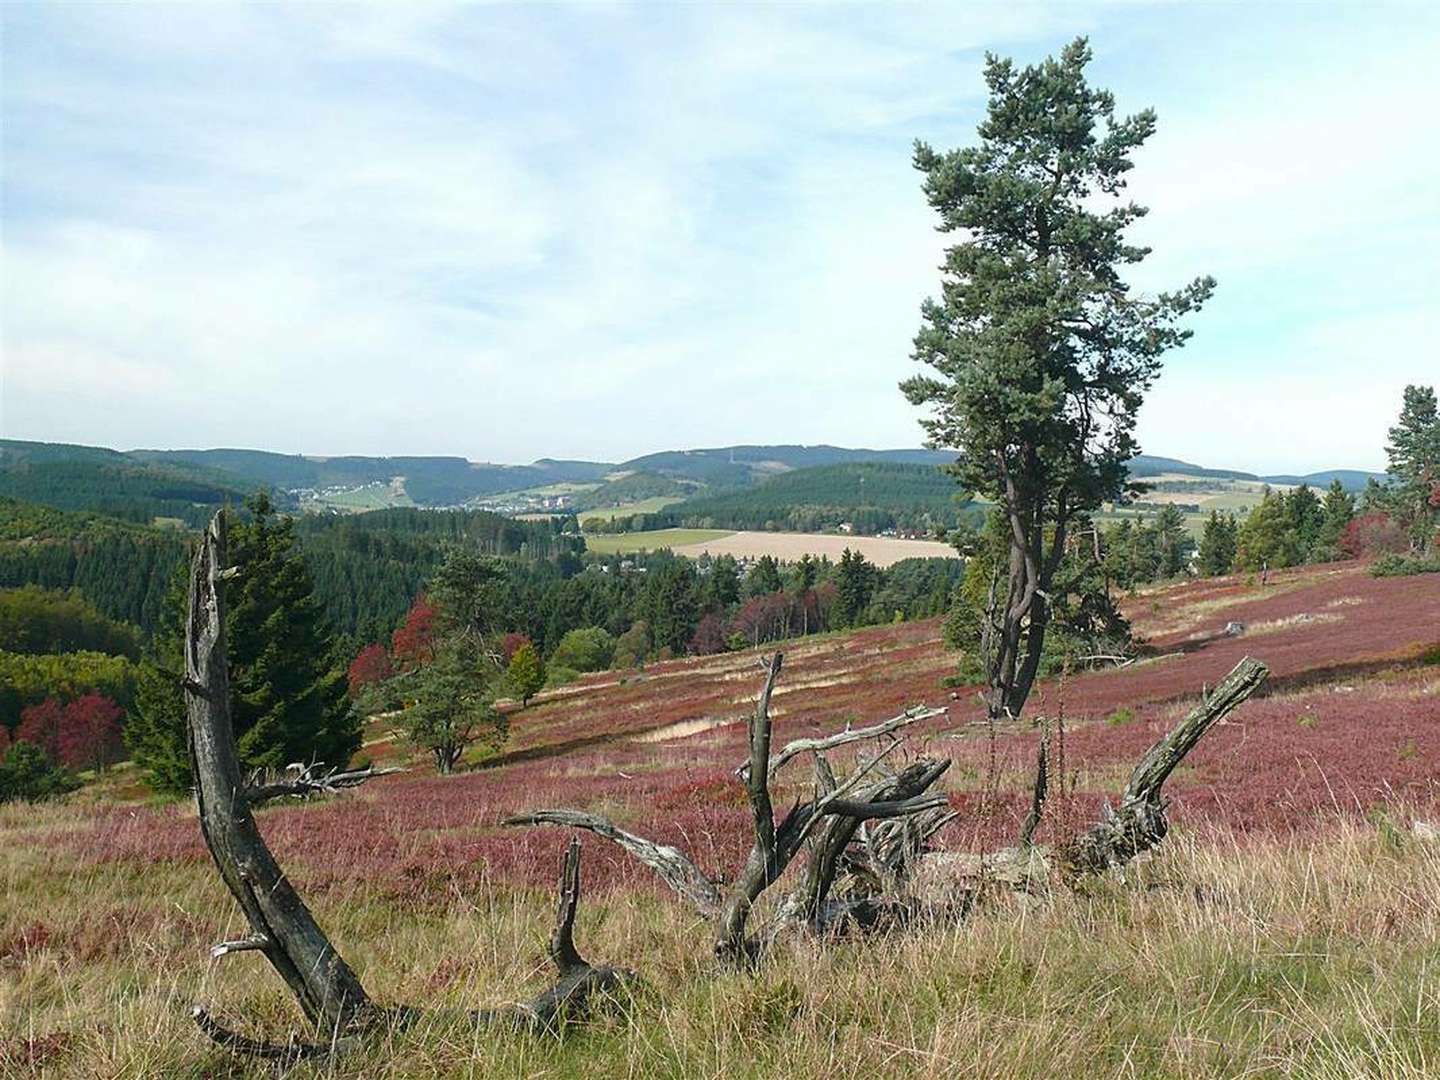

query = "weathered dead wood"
[500,809,722,916]
[244,762,403,806]
[184,511,635,1062]
[756,704,947,780]
[184,511,377,1037]
[1057,655,1269,877]
[1017,726,1050,848]
[507,651,953,963]
[785,757,953,934]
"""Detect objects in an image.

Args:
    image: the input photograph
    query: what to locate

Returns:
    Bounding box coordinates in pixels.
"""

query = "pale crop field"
[671,530,957,566]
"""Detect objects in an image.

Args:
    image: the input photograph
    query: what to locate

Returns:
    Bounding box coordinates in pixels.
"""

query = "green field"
[578,496,688,521]
[304,481,414,512]
[582,527,733,554]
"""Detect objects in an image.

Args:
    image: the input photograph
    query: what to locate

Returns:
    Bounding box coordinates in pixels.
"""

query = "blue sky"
[2,3,1436,473]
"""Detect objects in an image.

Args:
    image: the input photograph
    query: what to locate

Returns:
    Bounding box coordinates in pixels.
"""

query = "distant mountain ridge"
[0,438,1386,522]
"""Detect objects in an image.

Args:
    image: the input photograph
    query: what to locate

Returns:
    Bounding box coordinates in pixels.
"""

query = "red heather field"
[50,561,1440,904]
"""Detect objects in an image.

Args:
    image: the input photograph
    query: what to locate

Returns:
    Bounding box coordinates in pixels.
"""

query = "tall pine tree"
[903,38,1212,722]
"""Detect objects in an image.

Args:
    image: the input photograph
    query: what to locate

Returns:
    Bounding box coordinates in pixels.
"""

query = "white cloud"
[2,2,1436,471]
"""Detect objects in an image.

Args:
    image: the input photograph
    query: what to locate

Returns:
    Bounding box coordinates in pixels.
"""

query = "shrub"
[613,621,651,669]
[500,632,532,665]
[16,698,64,761]
[0,741,79,803]
[1341,513,1407,558]
[57,693,125,772]
[1106,707,1135,726]
[1370,553,1440,578]
[544,666,580,690]
[549,627,616,673]
[391,597,439,670]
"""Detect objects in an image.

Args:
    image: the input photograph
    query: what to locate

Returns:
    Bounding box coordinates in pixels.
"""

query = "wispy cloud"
[2,3,1435,471]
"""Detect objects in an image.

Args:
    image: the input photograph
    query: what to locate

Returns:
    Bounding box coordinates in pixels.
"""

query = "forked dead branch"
[507,652,957,960]
[183,511,636,1063]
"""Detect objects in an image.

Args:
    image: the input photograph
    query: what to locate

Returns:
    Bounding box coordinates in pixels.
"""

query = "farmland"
[581,527,736,555]
[4,559,1438,1077]
[583,527,959,566]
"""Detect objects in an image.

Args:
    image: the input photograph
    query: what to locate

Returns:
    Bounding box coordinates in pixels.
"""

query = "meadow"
[579,528,735,555]
[4,560,1439,1077]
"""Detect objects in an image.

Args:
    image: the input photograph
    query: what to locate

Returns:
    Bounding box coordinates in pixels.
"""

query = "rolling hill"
[1,439,1387,530]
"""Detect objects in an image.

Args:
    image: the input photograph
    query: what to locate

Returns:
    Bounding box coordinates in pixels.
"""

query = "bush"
[544,666,580,690]
[1370,553,1440,578]
[549,627,616,673]
[0,741,80,803]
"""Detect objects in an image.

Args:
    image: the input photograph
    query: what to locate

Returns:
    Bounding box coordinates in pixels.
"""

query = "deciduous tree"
[506,642,545,707]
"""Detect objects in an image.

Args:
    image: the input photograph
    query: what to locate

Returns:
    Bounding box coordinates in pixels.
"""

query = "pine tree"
[1197,512,1238,576]
[1384,385,1440,553]
[400,637,504,773]
[1283,484,1324,562]
[902,38,1213,722]
[744,556,783,598]
[227,495,357,771]
[835,549,876,627]
[1153,504,1193,577]
[1316,480,1356,559]
[1235,489,1293,571]
[127,563,191,793]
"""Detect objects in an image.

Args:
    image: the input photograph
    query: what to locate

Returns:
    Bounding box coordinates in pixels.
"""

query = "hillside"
[0,496,578,639]
[1,439,1387,534]
[6,560,1438,1075]
[592,460,975,535]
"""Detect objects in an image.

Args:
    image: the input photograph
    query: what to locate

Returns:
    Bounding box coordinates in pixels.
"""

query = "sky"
[2,3,1436,474]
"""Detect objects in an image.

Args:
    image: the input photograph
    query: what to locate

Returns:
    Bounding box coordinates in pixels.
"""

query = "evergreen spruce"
[128,496,358,792]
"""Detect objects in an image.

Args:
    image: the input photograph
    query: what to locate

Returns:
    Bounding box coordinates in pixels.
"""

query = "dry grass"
[5,813,1440,1079]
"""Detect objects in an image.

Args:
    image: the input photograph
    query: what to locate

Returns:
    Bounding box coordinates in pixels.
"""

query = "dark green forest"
[585,462,979,535]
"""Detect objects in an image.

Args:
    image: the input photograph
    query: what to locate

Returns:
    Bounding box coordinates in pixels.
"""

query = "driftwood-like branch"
[788,757,953,932]
[500,809,723,916]
[757,705,947,780]
[245,762,404,806]
[490,839,638,1031]
[1058,656,1269,876]
[185,511,635,1062]
[183,511,378,1037]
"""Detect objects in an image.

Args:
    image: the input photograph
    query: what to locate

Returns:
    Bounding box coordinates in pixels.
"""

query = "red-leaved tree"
[688,613,729,656]
[391,597,439,670]
[16,698,65,761]
[347,644,394,698]
[58,693,126,772]
[1340,513,1408,558]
